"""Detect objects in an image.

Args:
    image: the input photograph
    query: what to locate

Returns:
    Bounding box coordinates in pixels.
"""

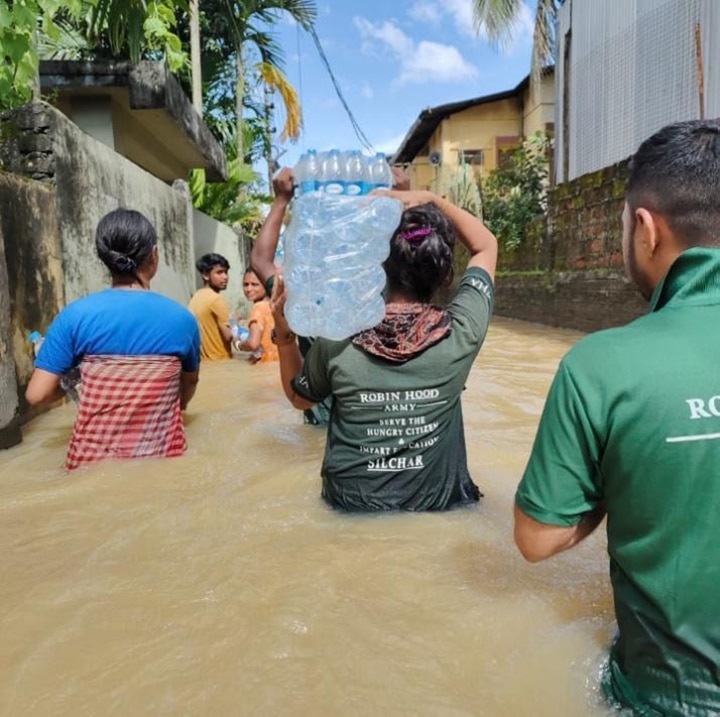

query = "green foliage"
[196,0,317,162]
[0,0,188,111]
[481,131,550,251]
[472,0,564,87]
[189,123,268,230]
[445,152,482,216]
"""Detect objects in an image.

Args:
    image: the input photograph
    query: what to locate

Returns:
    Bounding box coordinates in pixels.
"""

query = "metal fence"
[555,0,719,182]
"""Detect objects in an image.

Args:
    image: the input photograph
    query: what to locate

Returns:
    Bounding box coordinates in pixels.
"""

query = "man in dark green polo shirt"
[514,119,720,716]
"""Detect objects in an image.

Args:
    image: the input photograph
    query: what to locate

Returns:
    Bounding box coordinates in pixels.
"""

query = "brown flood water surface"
[0,318,615,716]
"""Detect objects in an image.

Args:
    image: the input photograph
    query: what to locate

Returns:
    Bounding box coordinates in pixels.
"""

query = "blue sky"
[261,0,535,172]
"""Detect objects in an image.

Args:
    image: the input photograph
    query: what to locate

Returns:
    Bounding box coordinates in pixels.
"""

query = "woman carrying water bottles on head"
[251,165,497,512]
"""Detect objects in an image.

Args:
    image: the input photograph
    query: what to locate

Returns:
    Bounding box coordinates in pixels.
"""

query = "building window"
[495,136,520,169]
[460,148,484,167]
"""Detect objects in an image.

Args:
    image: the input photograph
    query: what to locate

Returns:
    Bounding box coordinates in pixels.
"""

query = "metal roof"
[392,73,533,164]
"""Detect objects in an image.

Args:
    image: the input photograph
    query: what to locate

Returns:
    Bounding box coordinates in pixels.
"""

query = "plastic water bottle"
[294,152,307,195]
[303,150,319,193]
[369,152,393,190]
[274,232,285,266]
[28,330,44,355]
[229,316,250,342]
[344,150,369,196]
[282,191,403,340]
[319,149,344,195]
[294,149,320,195]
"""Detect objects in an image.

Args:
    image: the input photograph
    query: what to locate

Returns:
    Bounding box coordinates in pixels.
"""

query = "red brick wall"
[494,158,648,332]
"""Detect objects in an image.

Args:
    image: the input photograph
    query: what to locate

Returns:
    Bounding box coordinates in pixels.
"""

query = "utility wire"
[307,25,374,153]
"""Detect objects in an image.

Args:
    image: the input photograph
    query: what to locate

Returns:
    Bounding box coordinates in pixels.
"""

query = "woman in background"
[234,267,278,364]
[26,208,200,470]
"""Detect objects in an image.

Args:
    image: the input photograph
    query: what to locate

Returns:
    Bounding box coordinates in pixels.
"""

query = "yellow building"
[393,70,555,200]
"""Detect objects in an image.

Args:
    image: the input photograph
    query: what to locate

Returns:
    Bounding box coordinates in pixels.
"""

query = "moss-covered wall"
[0,101,244,438]
[494,158,648,332]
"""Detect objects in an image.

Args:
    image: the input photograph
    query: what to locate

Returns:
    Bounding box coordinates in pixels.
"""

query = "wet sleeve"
[448,267,495,347]
[290,339,332,404]
[34,309,76,375]
[515,360,604,526]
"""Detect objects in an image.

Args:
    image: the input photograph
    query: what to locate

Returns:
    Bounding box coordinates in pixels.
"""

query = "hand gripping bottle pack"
[282,189,403,341]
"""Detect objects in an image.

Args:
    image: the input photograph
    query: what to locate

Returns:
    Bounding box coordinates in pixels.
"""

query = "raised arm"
[268,273,315,411]
[376,189,498,281]
[251,168,295,285]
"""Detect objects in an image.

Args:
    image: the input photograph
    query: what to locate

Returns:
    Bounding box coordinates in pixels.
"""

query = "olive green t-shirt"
[292,267,494,511]
[516,248,720,716]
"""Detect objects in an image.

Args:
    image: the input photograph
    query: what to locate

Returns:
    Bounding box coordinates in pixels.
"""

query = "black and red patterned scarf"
[351,302,451,364]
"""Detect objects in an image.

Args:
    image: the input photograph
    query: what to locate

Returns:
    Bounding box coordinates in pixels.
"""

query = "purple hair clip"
[401,226,433,243]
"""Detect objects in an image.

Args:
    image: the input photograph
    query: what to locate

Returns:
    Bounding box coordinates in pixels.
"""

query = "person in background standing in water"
[251,168,498,511]
[234,267,278,364]
[189,253,233,360]
[26,208,200,471]
[514,119,720,716]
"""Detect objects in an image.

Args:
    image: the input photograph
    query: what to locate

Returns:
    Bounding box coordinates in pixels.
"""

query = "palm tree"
[472,0,563,85]
[200,0,316,163]
[85,0,188,69]
[38,0,188,69]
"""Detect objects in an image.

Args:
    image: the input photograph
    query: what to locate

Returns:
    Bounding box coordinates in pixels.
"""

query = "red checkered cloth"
[65,355,187,471]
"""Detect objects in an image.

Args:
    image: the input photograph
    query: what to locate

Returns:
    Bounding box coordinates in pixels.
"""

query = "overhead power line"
[306,25,375,153]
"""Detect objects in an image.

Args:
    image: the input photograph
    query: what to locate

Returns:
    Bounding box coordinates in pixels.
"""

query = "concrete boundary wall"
[0,204,21,448]
[0,101,238,444]
[0,172,64,433]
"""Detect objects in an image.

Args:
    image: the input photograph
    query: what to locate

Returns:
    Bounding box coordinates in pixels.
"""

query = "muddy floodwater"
[0,318,615,716]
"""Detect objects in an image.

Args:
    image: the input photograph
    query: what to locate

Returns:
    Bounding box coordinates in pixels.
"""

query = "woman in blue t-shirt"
[26,208,201,470]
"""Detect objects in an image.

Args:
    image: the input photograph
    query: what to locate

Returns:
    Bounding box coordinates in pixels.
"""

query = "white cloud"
[354,17,477,85]
[354,17,413,56]
[361,82,374,100]
[373,132,408,156]
[443,0,476,36]
[399,40,477,84]
[408,1,441,24]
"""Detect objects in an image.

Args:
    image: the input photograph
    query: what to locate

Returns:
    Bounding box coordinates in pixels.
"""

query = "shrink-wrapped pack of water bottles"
[294,149,393,195]
[283,150,403,340]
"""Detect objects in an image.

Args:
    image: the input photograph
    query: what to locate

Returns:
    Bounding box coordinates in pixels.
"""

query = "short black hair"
[95,208,157,276]
[627,119,720,247]
[383,203,456,302]
[196,253,230,274]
